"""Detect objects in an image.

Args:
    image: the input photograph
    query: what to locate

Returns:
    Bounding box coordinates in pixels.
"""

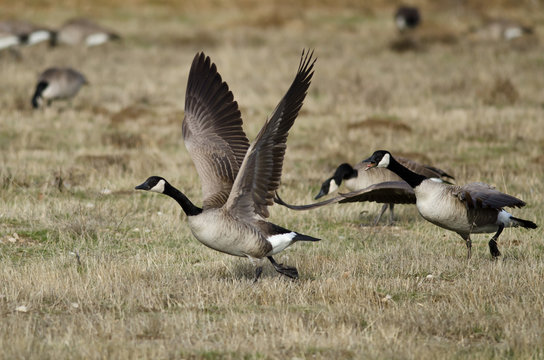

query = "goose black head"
[315,177,338,200]
[315,163,357,199]
[135,176,167,193]
[364,150,392,170]
[394,6,421,32]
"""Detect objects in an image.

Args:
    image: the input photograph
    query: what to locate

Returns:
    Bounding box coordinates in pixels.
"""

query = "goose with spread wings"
[363,150,537,259]
[312,157,453,225]
[136,51,318,281]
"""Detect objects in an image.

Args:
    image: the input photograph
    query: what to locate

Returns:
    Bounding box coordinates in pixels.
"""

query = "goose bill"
[135,182,149,190]
[364,162,377,171]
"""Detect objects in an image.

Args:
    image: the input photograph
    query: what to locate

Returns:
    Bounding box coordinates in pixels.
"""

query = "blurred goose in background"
[54,18,120,46]
[312,157,453,225]
[0,19,54,46]
[470,18,534,41]
[136,51,319,282]
[364,150,537,259]
[31,67,88,108]
[0,31,21,51]
[394,6,421,33]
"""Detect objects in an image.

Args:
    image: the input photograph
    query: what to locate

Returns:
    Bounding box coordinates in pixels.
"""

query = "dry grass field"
[1,1,544,358]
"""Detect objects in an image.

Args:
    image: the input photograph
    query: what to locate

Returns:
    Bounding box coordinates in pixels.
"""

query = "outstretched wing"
[274,181,415,211]
[182,52,250,209]
[397,157,455,180]
[452,182,526,209]
[226,50,316,219]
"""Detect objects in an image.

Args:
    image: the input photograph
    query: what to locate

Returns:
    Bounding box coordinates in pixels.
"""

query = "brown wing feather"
[452,182,526,209]
[183,52,250,209]
[397,157,454,179]
[274,181,415,211]
[227,50,315,219]
[339,181,415,204]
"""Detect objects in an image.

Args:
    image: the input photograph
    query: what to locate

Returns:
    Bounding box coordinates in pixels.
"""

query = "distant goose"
[314,158,453,225]
[55,18,120,46]
[364,150,537,258]
[472,18,533,41]
[0,31,21,51]
[0,19,54,46]
[136,51,318,281]
[394,6,421,32]
[31,67,88,108]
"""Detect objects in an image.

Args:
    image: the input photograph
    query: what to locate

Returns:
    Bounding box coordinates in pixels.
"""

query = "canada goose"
[394,6,421,32]
[55,18,120,46]
[135,51,318,281]
[470,18,533,41]
[364,150,537,259]
[314,158,454,225]
[0,20,54,46]
[31,67,88,108]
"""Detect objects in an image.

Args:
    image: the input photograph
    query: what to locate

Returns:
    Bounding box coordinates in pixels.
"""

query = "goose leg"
[267,256,299,279]
[388,204,395,225]
[462,234,472,260]
[373,204,389,226]
[253,266,263,283]
[489,224,504,258]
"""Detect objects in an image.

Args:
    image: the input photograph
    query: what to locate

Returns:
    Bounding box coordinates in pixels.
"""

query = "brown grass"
[1,1,543,359]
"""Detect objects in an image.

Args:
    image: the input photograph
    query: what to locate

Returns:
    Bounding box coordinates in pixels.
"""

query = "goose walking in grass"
[31,67,88,108]
[363,150,537,259]
[309,158,453,225]
[136,51,319,281]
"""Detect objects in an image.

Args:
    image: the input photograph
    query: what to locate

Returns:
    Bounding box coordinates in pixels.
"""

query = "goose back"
[57,18,119,46]
[38,68,87,100]
[415,180,524,235]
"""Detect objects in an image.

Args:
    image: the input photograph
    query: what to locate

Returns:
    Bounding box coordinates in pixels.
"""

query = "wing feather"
[274,181,414,211]
[452,182,526,209]
[226,50,316,219]
[182,52,250,209]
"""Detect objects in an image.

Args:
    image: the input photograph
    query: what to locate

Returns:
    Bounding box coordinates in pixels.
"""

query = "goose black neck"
[334,163,357,183]
[31,81,48,108]
[387,156,427,188]
[164,182,202,216]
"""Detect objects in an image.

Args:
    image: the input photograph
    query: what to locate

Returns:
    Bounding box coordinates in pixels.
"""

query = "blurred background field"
[1,0,543,359]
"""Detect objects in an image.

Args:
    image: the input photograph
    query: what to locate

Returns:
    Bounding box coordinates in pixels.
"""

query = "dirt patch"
[75,154,130,171]
[110,104,155,126]
[347,116,412,132]
[101,132,145,149]
[480,77,519,105]
[0,233,38,246]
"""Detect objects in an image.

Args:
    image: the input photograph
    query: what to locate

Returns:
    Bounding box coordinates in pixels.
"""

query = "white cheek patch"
[86,33,109,46]
[328,180,339,194]
[267,232,296,255]
[377,153,390,168]
[150,179,166,193]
